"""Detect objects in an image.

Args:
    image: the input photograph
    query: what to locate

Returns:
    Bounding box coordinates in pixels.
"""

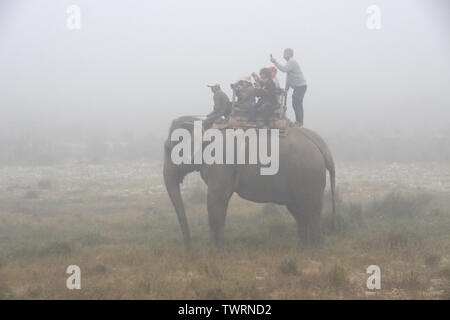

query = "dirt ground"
[0,161,449,299]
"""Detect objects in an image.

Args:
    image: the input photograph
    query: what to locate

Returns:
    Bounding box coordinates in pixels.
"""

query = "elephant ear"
[164,136,195,167]
[165,123,190,153]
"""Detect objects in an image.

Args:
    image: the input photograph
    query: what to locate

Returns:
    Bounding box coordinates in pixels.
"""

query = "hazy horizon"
[1,0,449,163]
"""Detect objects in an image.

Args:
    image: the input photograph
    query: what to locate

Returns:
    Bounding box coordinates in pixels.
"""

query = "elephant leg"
[287,205,307,246]
[304,214,322,245]
[288,198,323,246]
[207,189,233,248]
[303,199,323,246]
[206,167,234,248]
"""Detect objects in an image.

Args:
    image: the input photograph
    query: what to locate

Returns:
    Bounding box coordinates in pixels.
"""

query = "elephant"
[163,116,336,249]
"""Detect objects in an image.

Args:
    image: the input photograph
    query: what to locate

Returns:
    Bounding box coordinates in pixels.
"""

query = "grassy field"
[0,162,449,299]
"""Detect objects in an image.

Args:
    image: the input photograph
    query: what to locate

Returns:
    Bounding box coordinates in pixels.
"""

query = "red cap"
[269,66,277,73]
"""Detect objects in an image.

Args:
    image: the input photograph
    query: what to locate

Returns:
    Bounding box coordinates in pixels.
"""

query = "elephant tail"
[297,128,336,231]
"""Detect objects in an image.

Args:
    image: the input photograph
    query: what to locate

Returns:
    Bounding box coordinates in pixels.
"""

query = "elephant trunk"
[163,160,191,249]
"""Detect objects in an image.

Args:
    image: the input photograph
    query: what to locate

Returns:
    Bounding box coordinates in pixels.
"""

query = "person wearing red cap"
[268,66,280,89]
[249,68,278,127]
[252,67,280,89]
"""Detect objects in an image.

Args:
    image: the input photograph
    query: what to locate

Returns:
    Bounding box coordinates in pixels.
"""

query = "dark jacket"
[236,86,256,107]
[255,78,277,107]
[212,89,231,116]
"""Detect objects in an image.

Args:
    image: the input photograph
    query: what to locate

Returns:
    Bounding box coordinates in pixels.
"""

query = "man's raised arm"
[273,59,294,73]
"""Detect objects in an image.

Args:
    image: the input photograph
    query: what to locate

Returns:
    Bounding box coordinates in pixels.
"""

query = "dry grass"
[0,163,449,299]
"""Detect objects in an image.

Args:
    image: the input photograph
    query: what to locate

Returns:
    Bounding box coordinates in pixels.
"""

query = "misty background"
[1,0,449,165]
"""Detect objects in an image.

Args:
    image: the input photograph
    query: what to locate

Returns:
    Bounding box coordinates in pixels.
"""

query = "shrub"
[383,229,411,252]
[368,192,433,219]
[424,253,441,267]
[279,258,300,276]
[39,242,73,257]
[93,264,108,274]
[399,271,423,290]
[326,264,348,289]
[439,266,450,280]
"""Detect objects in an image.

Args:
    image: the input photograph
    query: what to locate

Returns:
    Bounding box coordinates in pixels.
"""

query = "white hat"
[207,82,220,87]
[239,76,252,83]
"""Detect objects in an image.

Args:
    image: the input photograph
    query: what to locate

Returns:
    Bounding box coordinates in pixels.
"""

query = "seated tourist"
[252,67,279,88]
[231,76,256,110]
[204,82,232,128]
[249,68,278,126]
[268,66,280,88]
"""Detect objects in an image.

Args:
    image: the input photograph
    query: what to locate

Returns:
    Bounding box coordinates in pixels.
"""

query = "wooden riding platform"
[211,88,292,136]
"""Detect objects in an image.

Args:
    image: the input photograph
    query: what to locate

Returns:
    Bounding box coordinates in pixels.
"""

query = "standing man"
[271,48,307,126]
[204,83,232,128]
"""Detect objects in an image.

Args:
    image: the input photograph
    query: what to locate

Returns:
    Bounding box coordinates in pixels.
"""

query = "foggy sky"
[1,0,449,141]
